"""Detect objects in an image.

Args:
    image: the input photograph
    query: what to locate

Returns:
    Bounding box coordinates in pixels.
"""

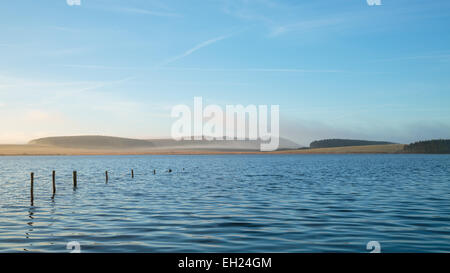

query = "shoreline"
[0,144,407,156]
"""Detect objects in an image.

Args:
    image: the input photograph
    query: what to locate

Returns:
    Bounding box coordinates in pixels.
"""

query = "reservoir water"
[0,154,449,252]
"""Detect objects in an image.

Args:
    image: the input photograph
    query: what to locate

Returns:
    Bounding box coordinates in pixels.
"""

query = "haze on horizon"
[1,0,450,146]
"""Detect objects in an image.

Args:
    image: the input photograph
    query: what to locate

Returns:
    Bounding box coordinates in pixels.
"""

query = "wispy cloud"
[54,65,346,74]
[158,35,233,67]
[0,74,135,97]
[77,76,136,92]
[0,75,99,90]
[221,0,283,24]
[41,47,87,56]
[221,1,369,38]
[0,43,22,48]
[269,17,345,37]
[112,7,180,17]
[48,26,80,32]
[156,67,345,73]
[125,7,179,17]
[372,53,450,63]
[58,64,139,70]
[22,109,65,123]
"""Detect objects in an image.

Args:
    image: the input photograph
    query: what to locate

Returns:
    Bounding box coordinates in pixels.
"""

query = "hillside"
[29,135,155,149]
[310,139,394,148]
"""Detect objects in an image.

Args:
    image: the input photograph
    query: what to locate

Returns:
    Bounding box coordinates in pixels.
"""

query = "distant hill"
[403,139,450,154]
[310,139,394,148]
[29,135,155,149]
[29,135,301,151]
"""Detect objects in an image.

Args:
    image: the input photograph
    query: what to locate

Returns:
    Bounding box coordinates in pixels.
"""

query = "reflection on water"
[0,154,449,252]
[24,207,34,251]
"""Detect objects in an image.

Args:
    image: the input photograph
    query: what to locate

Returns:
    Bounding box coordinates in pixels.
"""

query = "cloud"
[56,65,344,74]
[156,67,345,73]
[76,76,136,92]
[371,52,450,63]
[0,108,72,144]
[0,132,47,144]
[48,26,80,32]
[40,47,87,56]
[117,7,180,17]
[159,35,232,66]
[0,74,134,96]
[58,64,138,70]
[268,17,345,37]
[22,109,64,123]
[221,0,282,24]
[221,1,375,38]
[0,77,98,90]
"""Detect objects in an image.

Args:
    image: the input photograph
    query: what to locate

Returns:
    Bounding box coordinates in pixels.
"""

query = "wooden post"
[105,171,108,184]
[73,171,77,188]
[153,169,156,175]
[131,169,134,178]
[30,172,34,205]
[52,170,56,197]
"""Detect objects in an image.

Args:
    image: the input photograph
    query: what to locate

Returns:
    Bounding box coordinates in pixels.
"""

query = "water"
[0,154,449,253]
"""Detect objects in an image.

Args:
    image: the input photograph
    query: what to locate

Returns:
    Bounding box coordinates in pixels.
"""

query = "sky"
[0,0,450,146]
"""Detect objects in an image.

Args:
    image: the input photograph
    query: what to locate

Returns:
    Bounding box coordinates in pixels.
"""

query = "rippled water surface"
[0,154,449,252]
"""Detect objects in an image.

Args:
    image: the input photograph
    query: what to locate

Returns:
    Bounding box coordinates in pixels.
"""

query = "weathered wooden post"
[105,171,109,184]
[153,169,156,175]
[131,169,134,178]
[52,170,56,197]
[30,172,34,205]
[73,171,77,188]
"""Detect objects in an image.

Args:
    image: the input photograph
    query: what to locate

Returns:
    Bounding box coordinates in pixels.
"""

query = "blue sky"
[0,0,449,145]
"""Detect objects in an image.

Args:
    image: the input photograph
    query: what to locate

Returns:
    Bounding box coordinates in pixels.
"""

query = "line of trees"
[403,139,450,154]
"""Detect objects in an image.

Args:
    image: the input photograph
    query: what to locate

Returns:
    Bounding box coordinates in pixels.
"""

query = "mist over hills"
[29,135,301,151]
[16,136,449,155]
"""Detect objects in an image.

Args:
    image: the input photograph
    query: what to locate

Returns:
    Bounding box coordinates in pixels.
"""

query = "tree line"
[403,139,450,154]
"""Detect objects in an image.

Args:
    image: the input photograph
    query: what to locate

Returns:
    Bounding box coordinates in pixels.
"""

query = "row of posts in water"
[29,168,174,205]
